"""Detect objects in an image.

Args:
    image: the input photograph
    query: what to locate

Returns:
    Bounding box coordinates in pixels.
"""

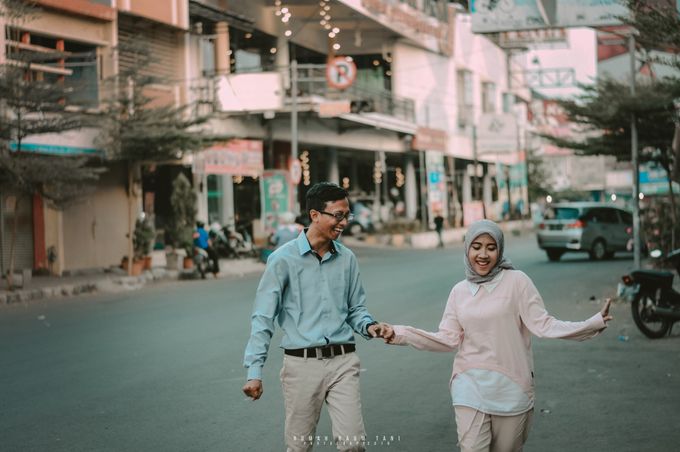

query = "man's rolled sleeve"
[345,255,375,339]
[243,261,284,378]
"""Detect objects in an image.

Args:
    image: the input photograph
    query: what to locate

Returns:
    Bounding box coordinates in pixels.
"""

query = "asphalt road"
[1,232,679,452]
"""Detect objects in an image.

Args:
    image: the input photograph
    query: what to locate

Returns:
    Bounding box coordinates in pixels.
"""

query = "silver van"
[536,202,633,261]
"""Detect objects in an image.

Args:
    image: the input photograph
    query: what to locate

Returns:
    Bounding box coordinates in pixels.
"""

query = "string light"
[300,150,311,186]
[275,1,292,38]
[333,43,341,50]
[395,167,405,188]
[373,160,383,184]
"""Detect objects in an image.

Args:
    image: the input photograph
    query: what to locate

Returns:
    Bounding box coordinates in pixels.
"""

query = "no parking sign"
[326,57,357,90]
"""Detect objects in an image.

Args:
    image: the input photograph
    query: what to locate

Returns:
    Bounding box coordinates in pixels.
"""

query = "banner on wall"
[425,151,448,226]
[260,170,293,235]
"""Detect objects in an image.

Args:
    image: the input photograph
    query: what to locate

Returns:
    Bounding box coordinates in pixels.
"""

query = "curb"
[0,268,180,306]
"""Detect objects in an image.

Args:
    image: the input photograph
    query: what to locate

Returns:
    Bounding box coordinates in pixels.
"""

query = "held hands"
[368,322,396,343]
[600,298,613,324]
[242,379,263,401]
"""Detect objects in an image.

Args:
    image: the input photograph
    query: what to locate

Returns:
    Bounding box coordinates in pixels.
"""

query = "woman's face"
[468,233,499,276]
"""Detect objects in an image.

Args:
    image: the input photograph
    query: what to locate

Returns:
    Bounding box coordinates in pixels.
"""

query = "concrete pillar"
[276,36,290,88]
[462,173,472,204]
[404,154,417,220]
[483,173,493,215]
[0,17,6,64]
[327,148,339,184]
[220,175,235,225]
[195,173,209,223]
[215,21,230,75]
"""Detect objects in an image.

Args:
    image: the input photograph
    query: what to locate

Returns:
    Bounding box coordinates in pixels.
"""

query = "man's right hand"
[242,379,263,400]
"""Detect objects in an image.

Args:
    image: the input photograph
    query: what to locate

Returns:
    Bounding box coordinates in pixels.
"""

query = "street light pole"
[630,34,641,269]
[291,59,299,212]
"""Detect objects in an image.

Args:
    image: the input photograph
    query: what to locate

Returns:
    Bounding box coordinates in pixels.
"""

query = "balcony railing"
[192,64,416,123]
[296,64,415,123]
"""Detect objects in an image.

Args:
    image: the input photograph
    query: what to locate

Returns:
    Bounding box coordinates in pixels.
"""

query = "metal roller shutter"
[1,194,34,273]
[118,14,180,81]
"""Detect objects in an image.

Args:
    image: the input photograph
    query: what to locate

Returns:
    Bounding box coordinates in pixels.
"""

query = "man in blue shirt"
[243,182,387,452]
[193,221,219,275]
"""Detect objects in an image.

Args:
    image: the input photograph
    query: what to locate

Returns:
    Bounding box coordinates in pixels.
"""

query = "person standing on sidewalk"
[243,182,388,452]
[434,212,445,248]
[380,219,612,452]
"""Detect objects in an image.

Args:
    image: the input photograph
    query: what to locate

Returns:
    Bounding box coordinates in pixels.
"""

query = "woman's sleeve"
[518,273,606,341]
[390,289,463,352]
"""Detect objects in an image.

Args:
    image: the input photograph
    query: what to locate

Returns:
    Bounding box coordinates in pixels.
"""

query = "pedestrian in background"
[243,181,388,452]
[380,219,612,452]
[270,211,303,249]
[434,211,445,248]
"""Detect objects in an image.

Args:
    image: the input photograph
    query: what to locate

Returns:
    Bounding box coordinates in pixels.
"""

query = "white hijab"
[463,219,515,284]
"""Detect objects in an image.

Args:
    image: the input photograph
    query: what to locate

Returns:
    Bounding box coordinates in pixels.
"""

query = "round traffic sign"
[326,57,357,90]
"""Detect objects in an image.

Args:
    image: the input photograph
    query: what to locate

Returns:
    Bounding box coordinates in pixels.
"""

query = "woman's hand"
[380,323,395,343]
[600,298,613,323]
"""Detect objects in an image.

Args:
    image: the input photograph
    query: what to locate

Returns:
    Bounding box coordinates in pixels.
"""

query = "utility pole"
[291,59,299,212]
[630,34,641,269]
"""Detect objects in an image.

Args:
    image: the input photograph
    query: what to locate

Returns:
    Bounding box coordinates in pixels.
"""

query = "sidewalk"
[343,219,533,249]
[0,257,265,306]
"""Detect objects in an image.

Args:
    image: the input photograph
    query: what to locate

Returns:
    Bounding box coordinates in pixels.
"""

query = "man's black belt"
[284,343,355,359]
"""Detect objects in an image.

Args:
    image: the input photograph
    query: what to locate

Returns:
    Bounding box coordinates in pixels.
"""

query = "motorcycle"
[208,221,257,259]
[620,249,680,338]
[192,246,211,279]
[224,224,258,259]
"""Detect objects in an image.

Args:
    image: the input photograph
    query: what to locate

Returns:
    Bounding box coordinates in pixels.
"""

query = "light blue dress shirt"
[244,230,376,380]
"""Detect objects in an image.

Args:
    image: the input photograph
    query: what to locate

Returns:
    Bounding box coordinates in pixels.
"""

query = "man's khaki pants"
[454,406,533,452]
[280,352,366,452]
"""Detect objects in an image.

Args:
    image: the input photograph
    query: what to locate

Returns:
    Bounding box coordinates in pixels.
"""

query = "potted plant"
[168,173,197,269]
[133,214,156,270]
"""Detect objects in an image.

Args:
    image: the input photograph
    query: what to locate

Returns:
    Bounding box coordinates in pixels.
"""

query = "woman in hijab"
[381,219,612,452]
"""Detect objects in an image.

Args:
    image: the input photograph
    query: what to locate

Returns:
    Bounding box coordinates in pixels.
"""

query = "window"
[502,92,515,113]
[482,82,496,113]
[457,70,473,126]
[4,27,100,108]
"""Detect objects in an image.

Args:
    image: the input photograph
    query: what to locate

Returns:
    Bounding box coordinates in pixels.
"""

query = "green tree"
[0,1,103,288]
[169,173,197,256]
[96,41,215,273]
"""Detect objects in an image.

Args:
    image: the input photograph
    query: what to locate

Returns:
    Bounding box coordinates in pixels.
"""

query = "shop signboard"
[640,162,680,195]
[470,0,625,33]
[413,127,448,152]
[9,128,102,156]
[260,170,293,234]
[477,113,518,153]
[426,151,448,226]
[193,140,263,177]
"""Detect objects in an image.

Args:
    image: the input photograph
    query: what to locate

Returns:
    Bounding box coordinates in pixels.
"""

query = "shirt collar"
[295,229,338,258]
[467,270,505,296]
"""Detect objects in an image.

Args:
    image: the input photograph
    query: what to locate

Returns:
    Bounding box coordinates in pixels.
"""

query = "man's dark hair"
[305,182,348,216]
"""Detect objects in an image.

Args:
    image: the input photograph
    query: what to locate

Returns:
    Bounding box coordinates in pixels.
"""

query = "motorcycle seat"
[631,269,674,288]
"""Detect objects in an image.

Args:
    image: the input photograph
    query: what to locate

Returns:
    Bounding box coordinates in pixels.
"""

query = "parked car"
[536,202,633,261]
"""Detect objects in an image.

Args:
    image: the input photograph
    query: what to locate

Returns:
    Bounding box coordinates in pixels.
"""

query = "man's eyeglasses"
[318,210,355,222]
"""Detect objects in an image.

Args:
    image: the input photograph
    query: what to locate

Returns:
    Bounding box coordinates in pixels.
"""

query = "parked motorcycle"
[193,246,211,279]
[209,222,257,259]
[620,249,680,338]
